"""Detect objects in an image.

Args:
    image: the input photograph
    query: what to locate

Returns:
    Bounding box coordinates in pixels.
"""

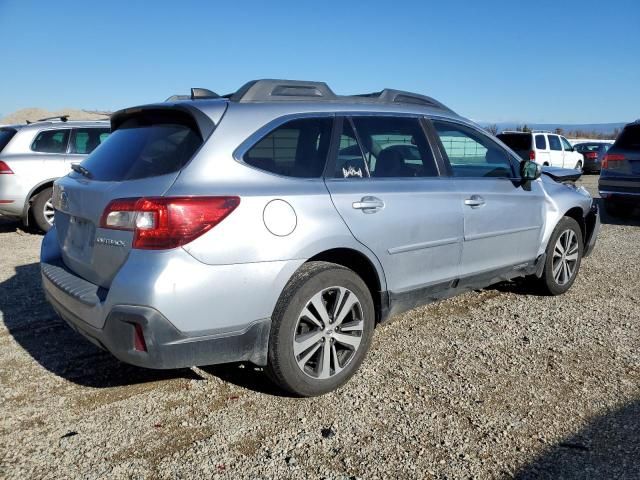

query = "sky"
[0,0,638,124]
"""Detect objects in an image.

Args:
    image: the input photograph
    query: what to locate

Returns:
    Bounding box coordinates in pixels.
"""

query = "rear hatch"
[496,132,532,160]
[53,104,223,288]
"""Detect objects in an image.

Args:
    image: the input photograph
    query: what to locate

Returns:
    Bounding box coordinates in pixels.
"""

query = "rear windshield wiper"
[70,163,93,179]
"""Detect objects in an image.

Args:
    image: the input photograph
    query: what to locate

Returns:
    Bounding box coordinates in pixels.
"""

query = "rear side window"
[244,118,333,178]
[31,129,70,153]
[70,128,110,154]
[535,134,547,149]
[0,128,17,152]
[615,125,640,150]
[433,120,514,178]
[342,116,437,178]
[79,116,202,181]
[548,135,562,151]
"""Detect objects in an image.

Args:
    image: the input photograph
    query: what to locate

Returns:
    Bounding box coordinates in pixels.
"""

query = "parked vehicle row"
[496,131,585,170]
[39,79,600,396]
[0,118,110,230]
[599,120,640,217]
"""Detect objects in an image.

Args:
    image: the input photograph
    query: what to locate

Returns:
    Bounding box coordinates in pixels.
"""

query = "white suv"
[497,131,584,170]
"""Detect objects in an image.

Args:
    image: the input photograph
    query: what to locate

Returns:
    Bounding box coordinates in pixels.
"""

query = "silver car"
[41,80,600,396]
[0,117,110,231]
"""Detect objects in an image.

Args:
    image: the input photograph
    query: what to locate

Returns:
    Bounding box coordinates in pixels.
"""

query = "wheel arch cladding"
[563,206,586,242]
[307,248,385,323]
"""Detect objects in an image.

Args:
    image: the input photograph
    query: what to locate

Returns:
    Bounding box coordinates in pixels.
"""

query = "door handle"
[464,195,485,208]
[352,196,385,213]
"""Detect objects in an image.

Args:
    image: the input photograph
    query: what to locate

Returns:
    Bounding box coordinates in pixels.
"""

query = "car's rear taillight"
[584,152,598,159]
[529,150,536,161]
[602,153,625,169]
[0,161,13,174]
[100,196,240,249]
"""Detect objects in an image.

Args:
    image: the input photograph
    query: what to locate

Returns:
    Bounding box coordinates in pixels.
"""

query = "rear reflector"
[100,196,240,249]
[602,153,625,169]
[0,161,13,174]
[133,323,147,352]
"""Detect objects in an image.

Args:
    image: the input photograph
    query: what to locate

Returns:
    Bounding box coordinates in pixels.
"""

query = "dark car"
[573,142,611,174]
[598,121,640,217]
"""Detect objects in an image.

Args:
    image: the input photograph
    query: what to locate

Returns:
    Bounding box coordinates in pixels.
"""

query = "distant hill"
[481,122,628,136]
[0,108,111,125]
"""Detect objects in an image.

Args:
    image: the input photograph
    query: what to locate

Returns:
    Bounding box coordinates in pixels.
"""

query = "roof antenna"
[190,88,219,100]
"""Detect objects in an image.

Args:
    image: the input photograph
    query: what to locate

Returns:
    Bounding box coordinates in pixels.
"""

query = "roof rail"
[32,115,69,123]
[168,79,455,113]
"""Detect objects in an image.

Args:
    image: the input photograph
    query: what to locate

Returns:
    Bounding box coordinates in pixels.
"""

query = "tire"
[266,261,375,397]
[32,187,54,233]
[575,160,583,170]
[538,217,584,296]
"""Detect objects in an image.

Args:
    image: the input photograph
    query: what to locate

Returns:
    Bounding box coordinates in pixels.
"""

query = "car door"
[547,134,564,167]
[325,116,463,296]
[429,119,545,277]
[560,136,580,169]
[30,128,71,178]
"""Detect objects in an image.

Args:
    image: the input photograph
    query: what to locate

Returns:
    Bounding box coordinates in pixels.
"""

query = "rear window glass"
[31,129,70,153]
[0,128,17,152]
[535,135,547,149]
[243,117,333,178]
[497,133,531,151]
[615,125,640,150]
[79,119,202,181]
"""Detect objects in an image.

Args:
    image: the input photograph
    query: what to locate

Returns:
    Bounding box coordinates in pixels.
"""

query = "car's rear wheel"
[267,261,374,397]
[32,187,54,232]
[538,217,583,295]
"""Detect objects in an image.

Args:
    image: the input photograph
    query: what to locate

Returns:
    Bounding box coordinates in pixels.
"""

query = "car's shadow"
[516,399,640,479]
[0,262,201,387]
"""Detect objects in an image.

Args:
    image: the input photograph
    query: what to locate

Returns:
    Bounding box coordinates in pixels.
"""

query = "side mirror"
[521,160,542,181]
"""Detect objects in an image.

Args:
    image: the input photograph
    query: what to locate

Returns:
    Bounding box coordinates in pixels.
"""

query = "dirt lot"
[1,175,639,479]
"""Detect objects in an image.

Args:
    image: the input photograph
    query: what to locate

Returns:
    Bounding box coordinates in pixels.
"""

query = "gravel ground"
[1,175,639,479]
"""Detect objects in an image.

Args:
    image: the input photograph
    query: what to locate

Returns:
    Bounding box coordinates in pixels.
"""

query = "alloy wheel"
[552,229,579,285]
[293,286,364,379]
[43,198,55,225]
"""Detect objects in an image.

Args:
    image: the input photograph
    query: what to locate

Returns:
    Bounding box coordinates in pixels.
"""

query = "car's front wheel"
[267,261,375,397]
[538,217,584,295]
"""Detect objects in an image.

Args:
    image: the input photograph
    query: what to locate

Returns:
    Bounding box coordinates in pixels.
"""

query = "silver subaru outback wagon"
[41,80,600,396]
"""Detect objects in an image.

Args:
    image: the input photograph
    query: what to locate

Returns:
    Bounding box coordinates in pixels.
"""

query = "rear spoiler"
[110,103,222,139]
[541,166,582,183]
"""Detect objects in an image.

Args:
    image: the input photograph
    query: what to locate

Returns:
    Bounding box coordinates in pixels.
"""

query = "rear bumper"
[0,174,29,217]
[582,159,600,172]
[599,176,640,201]
[44,287,271,369]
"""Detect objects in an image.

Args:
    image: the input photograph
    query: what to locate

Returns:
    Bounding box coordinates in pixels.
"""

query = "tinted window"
[535,134,547,149]
[575,143,605,153]
[31,129,70,153]
[244,118,332,178]
[349,116,437,178]
[497,133,531,151]
[433,121,514,178]
[548,135,562,151]
[0,128,17,152]
[560,137,573,151]
[615,125,640,150]
[79,119,202,181]
[70,128,110,154]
